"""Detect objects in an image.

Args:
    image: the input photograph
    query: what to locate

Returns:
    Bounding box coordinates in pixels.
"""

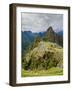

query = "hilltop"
[22,41,63,70]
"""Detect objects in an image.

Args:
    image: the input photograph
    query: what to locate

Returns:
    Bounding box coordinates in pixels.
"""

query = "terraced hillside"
[22,41,63,77]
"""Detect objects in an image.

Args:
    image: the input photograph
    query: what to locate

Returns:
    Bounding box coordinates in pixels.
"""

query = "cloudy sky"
[21,13,63,33]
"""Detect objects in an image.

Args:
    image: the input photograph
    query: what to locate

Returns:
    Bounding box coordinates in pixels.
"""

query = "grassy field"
[21,67,63,77]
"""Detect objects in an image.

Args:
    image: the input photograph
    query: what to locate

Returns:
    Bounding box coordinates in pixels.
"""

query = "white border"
[16,7,68,83]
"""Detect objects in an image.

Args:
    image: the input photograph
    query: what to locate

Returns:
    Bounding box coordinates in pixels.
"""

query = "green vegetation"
[22,41,63,77]
[22,67,63,77]
[22,27,63,77]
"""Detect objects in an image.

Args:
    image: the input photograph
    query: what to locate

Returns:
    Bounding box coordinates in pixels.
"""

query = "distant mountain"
[21,31,35,54]
[38,32,45,37]
[57,31,63,36]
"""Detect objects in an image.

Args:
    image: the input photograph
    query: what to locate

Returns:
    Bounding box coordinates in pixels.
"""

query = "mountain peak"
[45,26,55,42]
[47,26,54,33]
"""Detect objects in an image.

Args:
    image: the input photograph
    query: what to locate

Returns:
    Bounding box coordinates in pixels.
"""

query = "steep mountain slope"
[22,41,63,70]
[43,26,63,46]
[21,31,35,54]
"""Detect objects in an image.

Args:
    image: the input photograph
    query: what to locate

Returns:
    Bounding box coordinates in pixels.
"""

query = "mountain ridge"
[22,26,63,55]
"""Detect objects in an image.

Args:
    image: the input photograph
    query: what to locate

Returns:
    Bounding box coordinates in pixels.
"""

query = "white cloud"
[21,13,63,32]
